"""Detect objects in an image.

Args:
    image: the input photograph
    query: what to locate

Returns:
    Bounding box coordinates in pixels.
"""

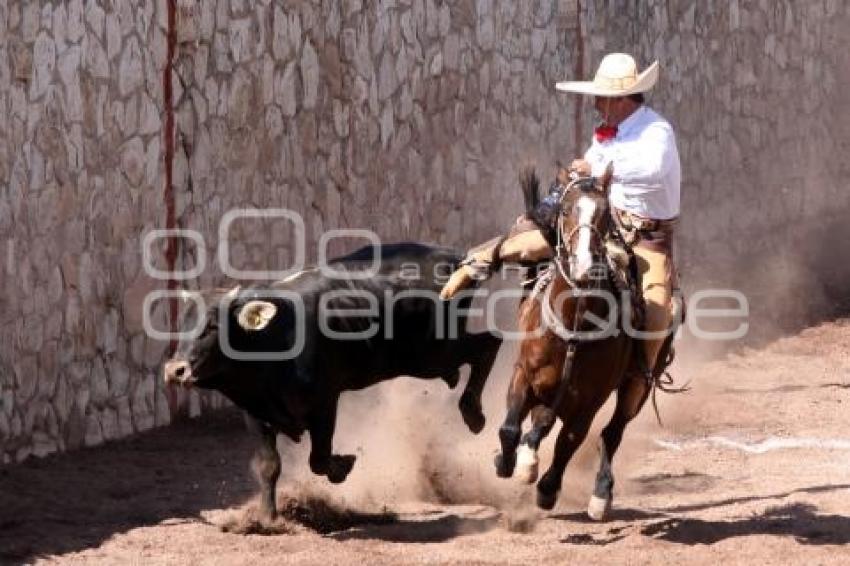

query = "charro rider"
[442,53,681,378]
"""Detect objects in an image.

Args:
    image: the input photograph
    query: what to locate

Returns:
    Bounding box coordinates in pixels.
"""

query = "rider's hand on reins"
[568,159,592,178]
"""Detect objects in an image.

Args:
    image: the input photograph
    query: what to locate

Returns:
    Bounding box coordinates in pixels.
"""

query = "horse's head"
[558,163,614,283]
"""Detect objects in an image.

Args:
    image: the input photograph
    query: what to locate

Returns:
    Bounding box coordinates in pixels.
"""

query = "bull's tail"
[519,164,540,215]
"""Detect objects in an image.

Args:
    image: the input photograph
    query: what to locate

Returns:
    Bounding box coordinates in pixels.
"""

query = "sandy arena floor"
[3,319,850,565]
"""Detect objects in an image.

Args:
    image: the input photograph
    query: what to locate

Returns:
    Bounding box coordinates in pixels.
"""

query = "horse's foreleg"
[589,375,651,521]
[536,410,595,511]
[514,405,557,484]
[495,366,533,478]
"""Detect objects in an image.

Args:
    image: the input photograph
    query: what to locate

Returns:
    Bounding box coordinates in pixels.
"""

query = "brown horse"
[494,165,673,520]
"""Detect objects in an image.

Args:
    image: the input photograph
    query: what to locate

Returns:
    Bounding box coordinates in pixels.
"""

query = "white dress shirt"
[584,105,681,220]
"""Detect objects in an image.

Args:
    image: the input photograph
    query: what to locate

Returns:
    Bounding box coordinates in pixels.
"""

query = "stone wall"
[0,0,580,463]
[6,0,849,464]
[582,0,850,328]
[0,1,177,463]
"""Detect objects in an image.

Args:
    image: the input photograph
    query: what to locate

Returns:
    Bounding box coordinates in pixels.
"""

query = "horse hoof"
[494,453,515,478]
[536,489,558,511]
[514,445,539,484]
[587,494,612,521]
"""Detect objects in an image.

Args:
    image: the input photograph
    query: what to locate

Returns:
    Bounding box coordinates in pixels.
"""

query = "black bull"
[163,243,502,520]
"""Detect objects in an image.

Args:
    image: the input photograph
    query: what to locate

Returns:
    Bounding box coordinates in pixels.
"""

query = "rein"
[539,280,582,413]
[553,176,601,288]
[540,178,613,411]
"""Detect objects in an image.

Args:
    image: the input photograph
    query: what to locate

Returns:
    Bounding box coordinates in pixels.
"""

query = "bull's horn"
[237,300,278,331]
[225,285,241,299]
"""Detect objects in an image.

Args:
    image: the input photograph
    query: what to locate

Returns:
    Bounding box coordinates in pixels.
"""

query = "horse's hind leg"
[589,375,651,521]
[495,365,533,478]
[514,405,557,484]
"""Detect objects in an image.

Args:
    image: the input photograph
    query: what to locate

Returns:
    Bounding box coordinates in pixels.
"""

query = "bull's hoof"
[463,409,486,434]
[257,507,277,525]
[587,494,612,521]
[459,394,486,434]
[219,506,291,535]
[494,452,516,478]
[536,488,558,511]
[327,454,356,484]
[514,444,539,484]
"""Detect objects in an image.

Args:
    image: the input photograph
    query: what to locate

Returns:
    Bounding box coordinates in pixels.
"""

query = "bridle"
[553,177,609,289]
[538,175,617,411]
[538,176,613,338]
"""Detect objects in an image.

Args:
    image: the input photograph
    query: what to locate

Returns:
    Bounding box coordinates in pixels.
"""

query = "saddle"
[602,236,646,331]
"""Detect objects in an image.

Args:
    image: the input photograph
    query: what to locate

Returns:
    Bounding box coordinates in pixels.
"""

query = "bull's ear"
[237,300,278,331]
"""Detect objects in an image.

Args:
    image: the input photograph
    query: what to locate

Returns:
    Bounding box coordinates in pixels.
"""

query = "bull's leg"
[536,410,595,511]
[443,367,461,390]
[589,375,651,520]
[458,331,502,434]
[515,405,557,484]
[307,399,356,484]
[245,415,281,521]
[494,366,532,478]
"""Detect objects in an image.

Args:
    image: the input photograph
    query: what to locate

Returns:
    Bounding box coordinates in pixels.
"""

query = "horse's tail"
[519,164,540,215]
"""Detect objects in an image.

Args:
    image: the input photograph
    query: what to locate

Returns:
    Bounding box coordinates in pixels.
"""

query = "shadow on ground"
[659,483,850,515]
[0,409,256,564]
[330,513,501,543]
[641,503,850,545]
[4,404,850,562]
[557,488,850,547]
[0,408,497,563]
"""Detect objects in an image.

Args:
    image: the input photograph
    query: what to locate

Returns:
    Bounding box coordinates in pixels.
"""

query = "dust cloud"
[254,164,850,529]
[268,274,589,530]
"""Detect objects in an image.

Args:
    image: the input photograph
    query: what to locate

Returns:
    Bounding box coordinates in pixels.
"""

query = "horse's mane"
[519,165,541,215]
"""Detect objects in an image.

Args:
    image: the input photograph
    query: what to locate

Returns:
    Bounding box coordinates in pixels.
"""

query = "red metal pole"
[573,0,585,157]
[163,0,179,414]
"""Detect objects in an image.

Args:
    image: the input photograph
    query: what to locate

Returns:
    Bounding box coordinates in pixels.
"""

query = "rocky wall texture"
[172,0,579,280]
[9,0,846,465]
[0,1,179,463]
[0,0,580,463]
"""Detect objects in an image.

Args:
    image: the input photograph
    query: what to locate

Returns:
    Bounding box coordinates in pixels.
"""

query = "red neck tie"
[594,125,617,143]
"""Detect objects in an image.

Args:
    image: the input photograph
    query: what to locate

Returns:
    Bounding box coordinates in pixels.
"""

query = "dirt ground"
[3,319,850,565]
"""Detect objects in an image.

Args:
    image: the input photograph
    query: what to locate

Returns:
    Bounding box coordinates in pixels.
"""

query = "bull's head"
[163,286,292,389]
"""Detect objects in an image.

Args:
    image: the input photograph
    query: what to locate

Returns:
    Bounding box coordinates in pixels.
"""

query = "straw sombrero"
[556,53,659,97]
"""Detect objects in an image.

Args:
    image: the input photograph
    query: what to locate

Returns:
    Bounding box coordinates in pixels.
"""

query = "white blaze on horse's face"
[572,195,597,281]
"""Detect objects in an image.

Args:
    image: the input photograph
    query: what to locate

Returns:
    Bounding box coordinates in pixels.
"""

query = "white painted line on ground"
[654,436,850,454]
